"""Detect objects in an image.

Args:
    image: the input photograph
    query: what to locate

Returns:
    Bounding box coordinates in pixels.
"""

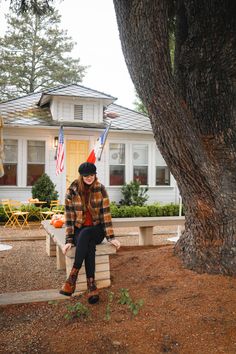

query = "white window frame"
[26,139,46,186]
[109,142,126,186]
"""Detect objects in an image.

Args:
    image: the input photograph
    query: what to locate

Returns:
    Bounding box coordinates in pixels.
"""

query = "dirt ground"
[1,235,236,353]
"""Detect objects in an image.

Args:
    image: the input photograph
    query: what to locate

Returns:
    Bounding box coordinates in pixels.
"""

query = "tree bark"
[113,0,236,275]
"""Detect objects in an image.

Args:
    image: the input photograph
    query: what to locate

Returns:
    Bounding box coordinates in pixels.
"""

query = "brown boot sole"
[59,290,73,296]
[88,294,99,304]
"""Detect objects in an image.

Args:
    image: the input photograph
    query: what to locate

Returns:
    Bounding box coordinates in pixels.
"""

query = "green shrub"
[147,204,157,216]
[119,206,136,217]
[111,202,184,218]
[110,203,120,218]
[161,203,179,216]
[32,173,58,206]
[20,204,41,221]
[119,180,149,206]
[133,206,149,217]
[0,205,8,222]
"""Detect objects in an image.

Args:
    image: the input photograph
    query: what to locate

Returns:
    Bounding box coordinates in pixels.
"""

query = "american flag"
[56,126,65,175]
[87,123,111,163]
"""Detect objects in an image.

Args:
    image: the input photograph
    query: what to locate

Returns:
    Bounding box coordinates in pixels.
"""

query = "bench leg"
[139,226,153,245]
[46,234,56,256]
[56,245,66,270]
[65,254,112,292]
[65,256,74,277]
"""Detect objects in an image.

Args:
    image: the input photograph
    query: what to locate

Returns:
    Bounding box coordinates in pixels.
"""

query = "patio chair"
[2,199,29,229]
[40,200,64,221]
[2,199,15,228]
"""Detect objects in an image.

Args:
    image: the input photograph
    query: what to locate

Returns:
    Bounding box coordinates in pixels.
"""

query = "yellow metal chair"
[40,200,63,221]
[2,199,15,228]
[2,199,29,229]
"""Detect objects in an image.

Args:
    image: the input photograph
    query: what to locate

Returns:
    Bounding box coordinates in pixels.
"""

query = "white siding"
[50,97,104,124]
[1,127,180,205]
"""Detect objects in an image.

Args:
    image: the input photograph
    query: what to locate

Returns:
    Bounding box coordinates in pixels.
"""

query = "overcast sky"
[0,0,136,109]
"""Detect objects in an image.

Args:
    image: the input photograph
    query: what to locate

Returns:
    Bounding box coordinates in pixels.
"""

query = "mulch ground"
[0,226,236,353]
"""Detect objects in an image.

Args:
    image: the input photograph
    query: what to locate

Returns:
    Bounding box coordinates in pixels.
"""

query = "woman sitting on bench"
[60,162,120,304]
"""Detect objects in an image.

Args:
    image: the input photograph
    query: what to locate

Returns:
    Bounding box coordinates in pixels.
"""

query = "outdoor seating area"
[1,199,64,231]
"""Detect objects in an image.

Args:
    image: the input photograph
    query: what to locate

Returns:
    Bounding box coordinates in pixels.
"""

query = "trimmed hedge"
[110,202,184,218]
[0,202,183,223]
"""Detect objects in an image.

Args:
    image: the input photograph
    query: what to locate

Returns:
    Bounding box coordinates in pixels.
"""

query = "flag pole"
[97,122,112,161]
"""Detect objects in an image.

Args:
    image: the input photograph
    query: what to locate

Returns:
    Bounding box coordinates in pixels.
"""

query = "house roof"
[104,103,151,131]
[0,84,152,132]
[38,84,117,106]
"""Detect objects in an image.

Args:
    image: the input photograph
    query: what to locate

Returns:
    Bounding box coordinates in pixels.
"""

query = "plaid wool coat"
[65,179,115,244]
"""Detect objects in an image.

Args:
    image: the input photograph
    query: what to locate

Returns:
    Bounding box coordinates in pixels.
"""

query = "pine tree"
[0,9,87,101]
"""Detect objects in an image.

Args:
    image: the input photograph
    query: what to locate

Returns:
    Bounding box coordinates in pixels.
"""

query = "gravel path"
[0,225,179,294]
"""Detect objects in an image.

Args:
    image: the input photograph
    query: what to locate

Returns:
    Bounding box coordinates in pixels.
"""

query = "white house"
[0,84,180,204]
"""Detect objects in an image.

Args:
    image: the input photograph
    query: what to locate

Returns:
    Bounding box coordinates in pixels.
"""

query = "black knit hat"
[78,162,97,176]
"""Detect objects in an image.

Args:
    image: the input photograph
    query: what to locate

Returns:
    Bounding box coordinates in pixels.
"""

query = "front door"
[66,140,89,187]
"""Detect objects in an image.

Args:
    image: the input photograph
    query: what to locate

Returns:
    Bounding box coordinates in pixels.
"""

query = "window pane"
[27,164,45,186]
[133,144,148,165]
[0,140,18,185]
[109,143,125,164]
[0,164,17,185]
[133,166,148,185]
[155,150,166,165]
[4,139,17,162]
[110,165,125,185]
[156,167,170,185]
[27,141,45,163]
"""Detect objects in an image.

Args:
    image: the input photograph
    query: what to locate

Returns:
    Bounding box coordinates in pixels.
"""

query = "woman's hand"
[62,243,73,255]
[109,238,121,250]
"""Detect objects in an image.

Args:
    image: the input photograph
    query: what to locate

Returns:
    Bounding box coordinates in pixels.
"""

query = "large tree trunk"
[113,0,236,275]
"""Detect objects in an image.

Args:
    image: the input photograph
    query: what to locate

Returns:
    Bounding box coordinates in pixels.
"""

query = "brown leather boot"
[87,277,99,304]
[59,267,79,296]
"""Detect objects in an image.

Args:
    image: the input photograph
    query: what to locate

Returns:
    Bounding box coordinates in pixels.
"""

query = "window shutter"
[74,105,83,120]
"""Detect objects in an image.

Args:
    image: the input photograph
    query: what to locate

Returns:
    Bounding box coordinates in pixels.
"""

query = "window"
[133,144,148,185]
[0,139,18,186]
[156,167,170,185]
[74,105,83,120]
[85,104,94,120]
[155,150,170,185]
[27,140,45,186]
[109,143,125,185]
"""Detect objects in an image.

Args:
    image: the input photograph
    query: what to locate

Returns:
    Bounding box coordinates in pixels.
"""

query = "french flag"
[87,124,111,163]
[55,126,65,175]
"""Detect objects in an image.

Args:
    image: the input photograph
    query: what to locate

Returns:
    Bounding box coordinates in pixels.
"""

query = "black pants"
[73,224,105,279]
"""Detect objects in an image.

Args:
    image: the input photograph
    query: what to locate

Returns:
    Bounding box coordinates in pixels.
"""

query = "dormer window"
[74,105,83,120]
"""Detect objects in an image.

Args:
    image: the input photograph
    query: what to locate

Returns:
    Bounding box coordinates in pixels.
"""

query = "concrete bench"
[42,220,116,292]
[111,216,185,246]
[42,216,185,291]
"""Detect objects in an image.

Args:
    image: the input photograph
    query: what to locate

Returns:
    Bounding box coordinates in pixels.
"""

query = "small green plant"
[118,288,144,317]
[128,299,144,316]
[118,288,131,305]
[64,302,90,320]
[105,291,114,321]
[119,180,149,206]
